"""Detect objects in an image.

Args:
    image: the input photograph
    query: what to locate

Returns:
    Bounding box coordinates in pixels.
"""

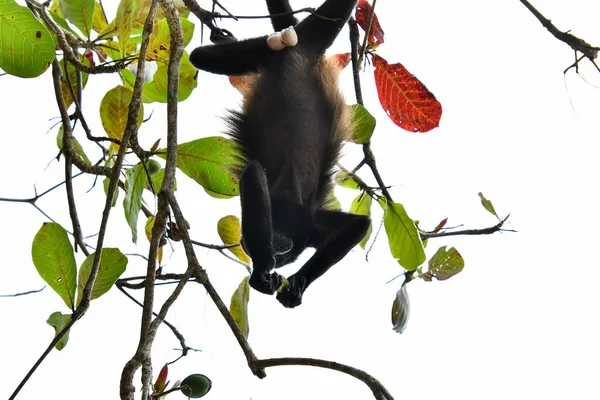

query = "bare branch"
[254,357,394,400]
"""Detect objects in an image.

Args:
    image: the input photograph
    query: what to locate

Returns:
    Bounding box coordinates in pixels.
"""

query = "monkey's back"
[228,49,349,207]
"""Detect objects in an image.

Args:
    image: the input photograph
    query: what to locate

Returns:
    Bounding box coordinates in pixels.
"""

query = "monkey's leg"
[295,0,358,56]
[266,0,299,31]
[190,36,276,76]
[239,161,283,294]
[276,210,370,307]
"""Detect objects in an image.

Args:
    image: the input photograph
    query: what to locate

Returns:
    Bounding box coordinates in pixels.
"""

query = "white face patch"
[266,26,298,51]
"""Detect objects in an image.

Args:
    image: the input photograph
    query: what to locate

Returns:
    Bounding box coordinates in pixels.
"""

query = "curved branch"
[254,357,394,400]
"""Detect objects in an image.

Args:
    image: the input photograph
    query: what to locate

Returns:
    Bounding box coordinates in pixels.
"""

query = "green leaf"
[115,0,133,55]
[391,285,410,334]
[421,246,464,281]
[103,176,119,207]
[31,223,77,308]
[230,276,250,339]
[147,18,194,62]
[217,216,250,264]
[58,56,90,109]
[478,192,498,218]
[59,0,95,38]
[348,104,376,144]
[76,248,128,306]
[335,170,361,190]
[125,51,197,103]
[57,126,91,164]
[91,0,108,33]
[46,311,72,350]
[0,0,56,78]
[350,193,372,249]
[123,164,148,243]
[157,137,240,198]
[378,198,425,271]
[145,168,177,194]
[99,85,143,144]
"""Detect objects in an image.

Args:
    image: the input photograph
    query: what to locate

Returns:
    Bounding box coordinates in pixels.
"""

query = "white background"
[1,0,599,399]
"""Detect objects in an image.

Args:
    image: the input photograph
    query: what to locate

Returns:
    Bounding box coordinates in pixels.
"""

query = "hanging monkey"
[190,0,369,308]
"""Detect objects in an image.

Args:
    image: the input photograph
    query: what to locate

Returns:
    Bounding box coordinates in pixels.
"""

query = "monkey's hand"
[210,28,237,44]
[276,275,307,308]
[249,264,283,295]
[266,26,298,51]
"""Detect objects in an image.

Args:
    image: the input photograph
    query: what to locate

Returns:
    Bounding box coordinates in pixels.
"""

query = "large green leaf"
[0,0,55,78]
[99,85,143,143]
[46,311,72,350]
[230,276,250,339]
[59,0,94,38]
[76,248,128,306]
[350,193,372,249]
[379,198,425,271]
[123,164,148,243]
[157,137,240,198]
[128,52,198,103]
[147,18,194,62]
[31,222,77,308]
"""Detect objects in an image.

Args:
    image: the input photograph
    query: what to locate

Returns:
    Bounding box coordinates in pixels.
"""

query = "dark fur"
[190,0,369,307]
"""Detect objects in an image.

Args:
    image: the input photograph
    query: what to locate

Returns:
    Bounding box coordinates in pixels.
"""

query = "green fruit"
[146,159,161,176]
[180,374,212,398]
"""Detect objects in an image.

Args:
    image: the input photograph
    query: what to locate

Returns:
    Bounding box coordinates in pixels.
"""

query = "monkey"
[190,0,370,308]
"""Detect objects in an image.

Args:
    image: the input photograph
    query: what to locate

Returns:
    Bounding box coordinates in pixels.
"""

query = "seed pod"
[391,285,410,334]
[180,374,212,398]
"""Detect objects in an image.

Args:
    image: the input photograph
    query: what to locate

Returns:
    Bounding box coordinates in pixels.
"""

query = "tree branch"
[254,357,394,400]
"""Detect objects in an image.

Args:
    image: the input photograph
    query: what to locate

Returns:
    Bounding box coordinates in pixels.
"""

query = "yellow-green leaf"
[478,192,498,218]
[59,0,95,38]
[348,104,376,144]
[217,216,250,264]
[46,311,72,350]
[76,248,128,306]
[31,222,77,308]
[99,85,143,144]
[0,0,56,77]
[379,198,425,271]
[57,126,91,164]
[133,52,198,103]
[350,193,372,248]
[230,276,250,339]
[91,0,107,33]
[335,170,361,190]
[123,164,148,243]
[421,246,464,281]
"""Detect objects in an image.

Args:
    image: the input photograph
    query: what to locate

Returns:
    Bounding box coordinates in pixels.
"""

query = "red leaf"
[153,363,169,392]
[355,0,385,48]
[372,54,442,133]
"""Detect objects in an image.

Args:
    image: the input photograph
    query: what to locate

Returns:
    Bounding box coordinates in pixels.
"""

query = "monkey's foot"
[276,275,307,308]
[266,26,298,51]
[249,270,283,295]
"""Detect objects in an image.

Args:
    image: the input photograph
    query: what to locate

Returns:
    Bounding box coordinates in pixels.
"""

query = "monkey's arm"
[276,210,370,307]
[266,0,299,31]
[239,161,283,294]
[190,37,275,75]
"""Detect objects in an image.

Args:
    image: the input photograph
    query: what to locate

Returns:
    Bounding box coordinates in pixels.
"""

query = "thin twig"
[0,287,46,297]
